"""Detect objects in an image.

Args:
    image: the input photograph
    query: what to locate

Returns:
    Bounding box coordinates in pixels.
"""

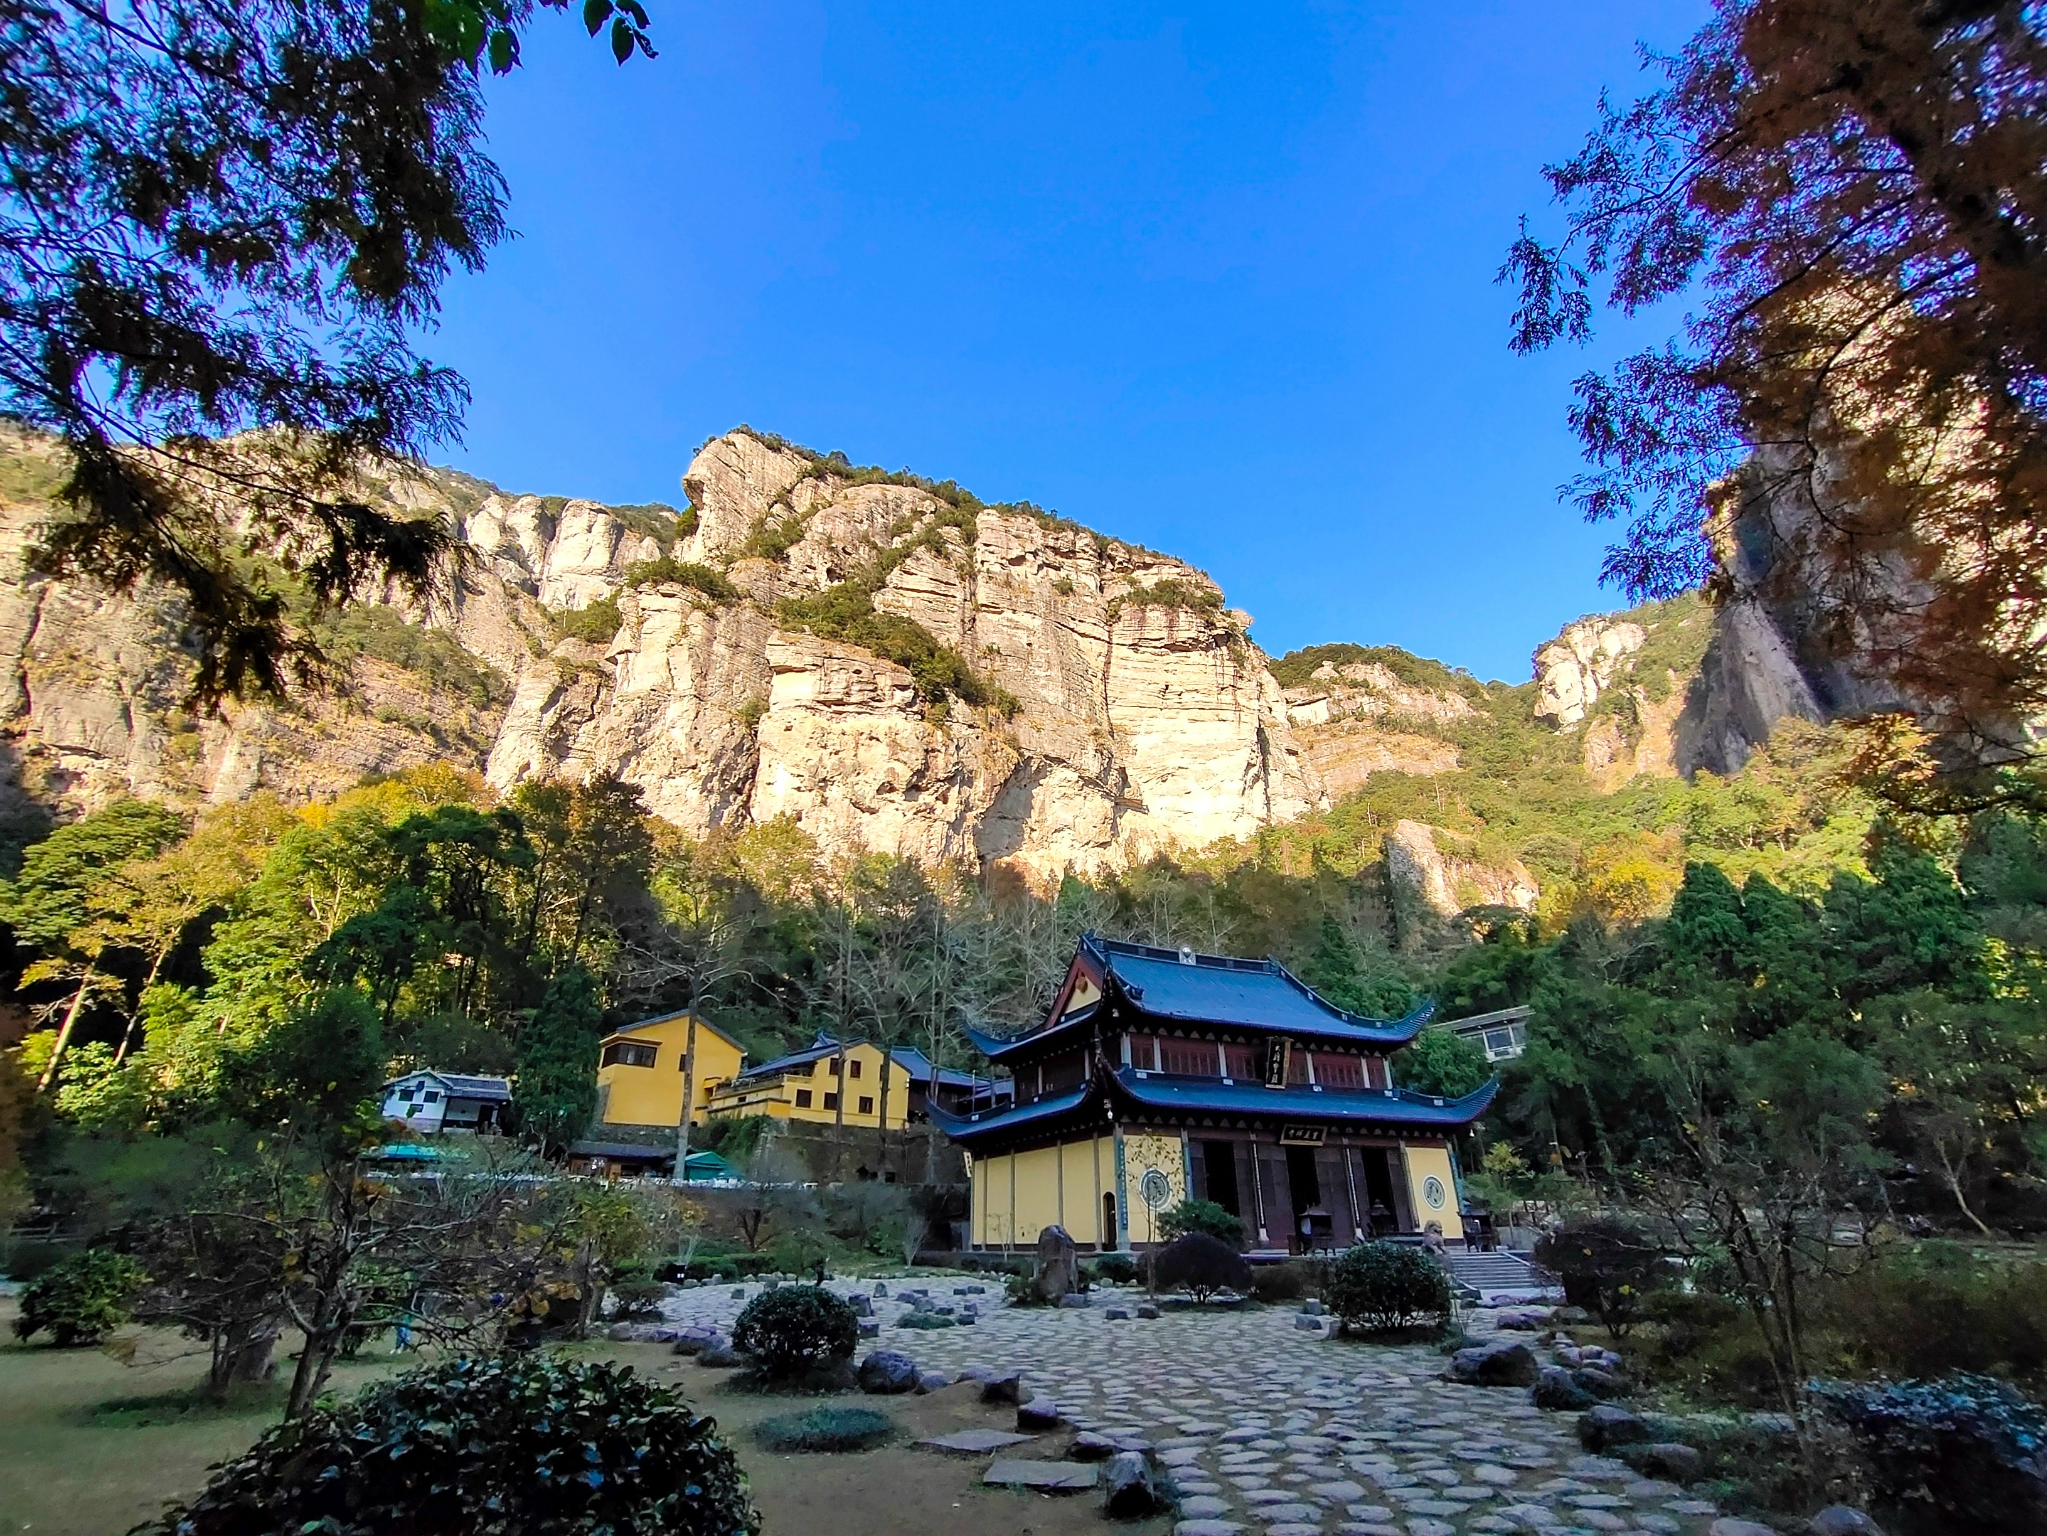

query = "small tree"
[730,1145,817,1253]
[1157,1198,1246,1249]
[1533,1215,1669,1338]
[513,965,604,1154]
[1148,1233,1251,1303]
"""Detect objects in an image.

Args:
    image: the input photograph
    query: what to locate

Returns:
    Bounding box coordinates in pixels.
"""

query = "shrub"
[1323,1242,1451,1333]
[1089,1252,1140,1286]
[730,1286,858,1379]
[1534,1216,1669,1338]
[752,1405,896,1453]
[1249,1260,1314,1304]
[1149,1233,1252,1302]
[551,593,622,644]
[1814,1373,2047,1536]
[13,1248,147,1346]
[135,1354,759,1536]
[1158,1198,1247,1249]
[623,557,738,601]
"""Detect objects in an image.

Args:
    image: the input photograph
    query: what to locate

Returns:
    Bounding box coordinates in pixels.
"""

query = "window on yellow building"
[823,1092,838,1111]
[600,1041,658,1068]
[858,1095,874,1115]
[795,1089,812,1108]
[849,1059,862,1078]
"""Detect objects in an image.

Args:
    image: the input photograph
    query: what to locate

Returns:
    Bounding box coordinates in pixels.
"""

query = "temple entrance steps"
[1444,1249,1547,1295]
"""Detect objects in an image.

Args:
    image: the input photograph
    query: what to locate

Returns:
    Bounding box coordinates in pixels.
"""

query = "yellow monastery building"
[701,1036,914,1127]
[595,1011,749,1129]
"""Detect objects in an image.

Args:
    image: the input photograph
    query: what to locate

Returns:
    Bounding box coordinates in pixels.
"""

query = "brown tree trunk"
[673,1011,701,1187]
[36,963,96,1091]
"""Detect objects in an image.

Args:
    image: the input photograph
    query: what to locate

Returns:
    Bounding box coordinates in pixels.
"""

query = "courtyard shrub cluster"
[1813,1373,2047,1536]
[751,1405,896,1453]
[136,1354,759,1536]
[730,1286,858,1379]
[1323,1241,1450,1333]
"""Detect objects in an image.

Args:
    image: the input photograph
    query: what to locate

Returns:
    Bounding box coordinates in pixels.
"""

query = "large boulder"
[1578,1403,1651,1452]
[980,1369,1024,1405]
[1621,1442,1703,1483]
[1034,1225,1079,1303]
[1530,1366,1596,1412]
[856,1349,919,1395]
[1445,1339,1539,1388]
[1103,1450,1170,1518]
[1808,1508,1886,1536]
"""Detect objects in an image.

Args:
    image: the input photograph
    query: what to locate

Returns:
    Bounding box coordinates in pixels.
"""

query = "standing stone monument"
[1033,1224,1079,1303]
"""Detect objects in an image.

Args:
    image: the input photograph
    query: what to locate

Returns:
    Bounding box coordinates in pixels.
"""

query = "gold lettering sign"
[1280,1125,1325,1145]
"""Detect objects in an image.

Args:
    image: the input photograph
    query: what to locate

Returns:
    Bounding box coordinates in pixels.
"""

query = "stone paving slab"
[918,1429,1033,1453]
[984,1458,1099,1491]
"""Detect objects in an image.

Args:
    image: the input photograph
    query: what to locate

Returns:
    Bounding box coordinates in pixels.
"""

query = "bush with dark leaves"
[1149,1233,1251,1302]
[13,1248,147,1346]
[133,1353,759,1536]
[1323,1242,1451,1333]
[1534,1216,1668,1338]
[1814,1373,2047,1536]
[730,1285,858,1379]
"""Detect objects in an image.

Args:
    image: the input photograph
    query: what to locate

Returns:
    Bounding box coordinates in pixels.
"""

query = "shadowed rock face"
[0,427,1326,882]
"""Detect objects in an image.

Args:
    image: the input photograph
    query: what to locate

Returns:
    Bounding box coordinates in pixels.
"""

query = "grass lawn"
[0,1299,1164,1536]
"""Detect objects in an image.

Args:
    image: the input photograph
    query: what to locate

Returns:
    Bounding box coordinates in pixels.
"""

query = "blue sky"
[430,1,1710,684]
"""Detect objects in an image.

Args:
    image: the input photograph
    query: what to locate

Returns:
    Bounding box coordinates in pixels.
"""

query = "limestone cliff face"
[488,431,1325,879]
[0,428,1324,880]
[1381,819,1538,920]
[1280,659,1472,796]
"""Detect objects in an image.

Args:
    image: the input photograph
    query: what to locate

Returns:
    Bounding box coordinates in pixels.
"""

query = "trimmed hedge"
[1323,1242,1451,1333]
[730,1286,858,1379]
[12,1248,147,1346]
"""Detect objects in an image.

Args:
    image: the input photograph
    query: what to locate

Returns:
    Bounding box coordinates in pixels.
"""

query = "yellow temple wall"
[1403,1142,1463,1241]
[1059,1136,1108,1246]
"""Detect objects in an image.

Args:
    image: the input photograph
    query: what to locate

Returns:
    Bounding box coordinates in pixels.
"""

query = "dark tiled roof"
[925,1083,1096,1144]
[1086,934,1434,1045]
[384,1071,512,1101]
[606,1010,750,1054]
[567,1140,675,1162]
[1107,1066,1497,1127]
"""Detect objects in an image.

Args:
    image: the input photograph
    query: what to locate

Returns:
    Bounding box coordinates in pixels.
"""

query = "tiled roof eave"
[1106,1067,1498,1128]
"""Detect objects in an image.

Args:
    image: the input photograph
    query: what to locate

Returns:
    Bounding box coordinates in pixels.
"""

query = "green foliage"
[1105,577,1224,626]
[730,1286,859,1379]
[1322,1241,1451,1333]
[737,506,812,561]
[1247,1260,1314,1303]
[12,1247,148,1346]
[1393,1026,1492,1098]
[135,1353,759,1536]
[1157,1198,1246,1249]
[1532,1216,1668,1337]
[1814,1374,2047,1536]
[1269,642,1485,698]
[1148,1232,1251,1302]
[2,799,187,948]
[513,966,603,1151]
[551,593,623,644]
[751,1405,895,1453]
[777,572,1010,712]
[605,501,692,553]
[622,557,738,601]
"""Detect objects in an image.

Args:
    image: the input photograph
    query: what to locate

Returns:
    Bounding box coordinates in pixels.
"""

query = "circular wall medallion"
[1139,1168,1174,1211]
[1422,1175,1447,1210]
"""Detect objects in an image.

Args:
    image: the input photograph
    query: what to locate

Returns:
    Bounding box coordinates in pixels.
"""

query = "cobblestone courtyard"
[656,1282,1732,1536]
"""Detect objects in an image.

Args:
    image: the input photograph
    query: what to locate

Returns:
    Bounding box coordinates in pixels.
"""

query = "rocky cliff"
[0,428,1323,882]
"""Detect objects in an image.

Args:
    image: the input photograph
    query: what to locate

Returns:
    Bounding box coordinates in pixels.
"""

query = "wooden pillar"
[1342,1144,1363,1238]
[1249,1131,1269,1245]
[1091,1135,1105,1247]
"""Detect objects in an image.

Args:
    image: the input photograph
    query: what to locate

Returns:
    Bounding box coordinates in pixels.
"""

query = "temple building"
[930,933,1496,1254]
